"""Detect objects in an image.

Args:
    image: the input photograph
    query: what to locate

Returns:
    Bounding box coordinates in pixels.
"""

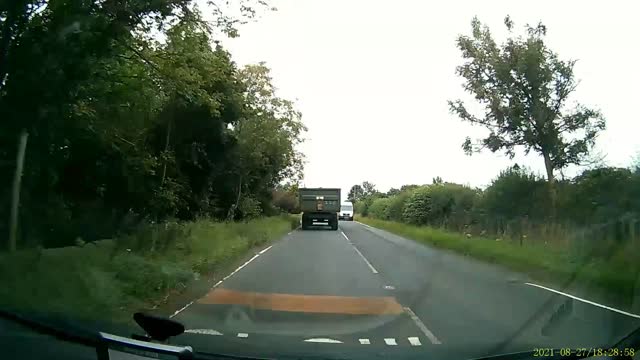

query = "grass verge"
[0,215,298,324]
[357,217,640,309]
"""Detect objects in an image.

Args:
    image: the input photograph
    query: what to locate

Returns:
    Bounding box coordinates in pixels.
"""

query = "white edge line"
[408,337,422,346]
[351,245,378,274]
[259,245,273,254]
[171,249,266,317]
[304,338,343,344]
[384,338,397,346]
[341,231,349,241]
[404,307,442,344]
[524,282,640,319]
[170,300,194,318]
[356,221,372,228]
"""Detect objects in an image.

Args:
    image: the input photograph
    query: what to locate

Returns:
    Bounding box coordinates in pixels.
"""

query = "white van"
[339,201,354,221]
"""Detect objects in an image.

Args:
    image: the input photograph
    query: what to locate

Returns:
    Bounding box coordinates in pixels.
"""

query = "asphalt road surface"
[169,220,640,359]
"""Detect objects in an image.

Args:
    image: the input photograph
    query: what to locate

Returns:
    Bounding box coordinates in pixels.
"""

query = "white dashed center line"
[359,338,370,345]
[384,338,397,346]
[408,337,422,346]
[237,333,248,338]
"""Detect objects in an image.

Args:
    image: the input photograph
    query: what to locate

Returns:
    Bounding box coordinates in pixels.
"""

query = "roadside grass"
[357,217,640,307]
[0,215,297,323]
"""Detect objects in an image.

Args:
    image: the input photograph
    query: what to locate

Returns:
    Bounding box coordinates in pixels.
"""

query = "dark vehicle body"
[299,188,341,230]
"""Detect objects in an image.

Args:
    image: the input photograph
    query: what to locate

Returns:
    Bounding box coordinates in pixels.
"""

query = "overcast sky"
[216,0,639,195]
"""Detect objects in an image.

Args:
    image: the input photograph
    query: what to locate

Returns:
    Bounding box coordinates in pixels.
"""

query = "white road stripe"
[359,338,370,345]
[185,329,223,336]
[404,307,442,344]
[408,337,422,346]
[171,248,268,317]
[304,338,343,343]
[351,245,378,274]
[356,221,372,228]
[524,282,640,319]
[341,231,349,241]
[169,300,194,318]
[384,338,397,346]
[259,245,273,254]
[237,333,248,338]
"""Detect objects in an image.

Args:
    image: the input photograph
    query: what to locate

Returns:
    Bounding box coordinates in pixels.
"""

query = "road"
[170,220,640,359]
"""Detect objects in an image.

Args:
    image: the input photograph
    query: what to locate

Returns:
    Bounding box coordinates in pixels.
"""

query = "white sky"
[216,0,640,195]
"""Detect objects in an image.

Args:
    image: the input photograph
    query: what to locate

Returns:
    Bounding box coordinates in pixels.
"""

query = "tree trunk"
[9,130,28,252]
[160,118,172,186]
[227,176,243,221]
[542,151,557,218]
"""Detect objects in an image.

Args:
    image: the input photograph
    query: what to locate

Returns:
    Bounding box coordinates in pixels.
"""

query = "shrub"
[477,166,550,220]
[402,186,432,225]
[368,198,391,219]
[385,192,411,221]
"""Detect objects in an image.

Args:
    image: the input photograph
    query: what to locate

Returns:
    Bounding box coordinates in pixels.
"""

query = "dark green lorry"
[299,188,341,230]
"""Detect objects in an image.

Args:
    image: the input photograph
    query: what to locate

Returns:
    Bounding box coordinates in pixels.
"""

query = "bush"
[477,166,550,220]
[355,198,374,216]
[564,167,640,224]
[402,186,432,225]
[368,198,391,219]
[427,183,479,228]
[385,192,411,221]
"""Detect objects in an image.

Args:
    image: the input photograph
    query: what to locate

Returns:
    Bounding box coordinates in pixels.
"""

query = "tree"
[387,187,401,196]
[0,1,305,248]
[347,184,364,203]
[449,16,605,187]
[361,181,377,196]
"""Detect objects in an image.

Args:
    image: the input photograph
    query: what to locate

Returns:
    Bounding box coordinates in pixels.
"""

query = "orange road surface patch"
[197,288,404,315]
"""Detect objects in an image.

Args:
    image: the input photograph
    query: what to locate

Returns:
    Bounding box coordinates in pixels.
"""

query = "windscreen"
[341,205,353,211]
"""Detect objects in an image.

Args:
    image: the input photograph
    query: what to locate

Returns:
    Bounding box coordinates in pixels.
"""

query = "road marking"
[198,288,404,315]
[304,338,342,343]
[171,246,269,317]
[341,231,349,241]
[384,285,395,290]
[356,221,372,228]
[384,338,397,346]
[237,333,248,338]
[259,245,273,254]
[408,337,422,346]
[184,329,223,335]
[351,244,378,274]
[404,307,442,344]
[524,282,640,319]
[169,300,194,318]
[359,338,370,345]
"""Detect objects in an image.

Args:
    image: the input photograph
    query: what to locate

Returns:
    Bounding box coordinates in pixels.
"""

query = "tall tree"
[448,16,606,187]
[361,181,377,196]
[347,184,364,203]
